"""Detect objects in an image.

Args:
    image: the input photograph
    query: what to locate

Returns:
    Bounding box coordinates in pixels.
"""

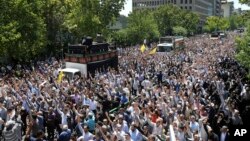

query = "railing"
[65,51,117,64]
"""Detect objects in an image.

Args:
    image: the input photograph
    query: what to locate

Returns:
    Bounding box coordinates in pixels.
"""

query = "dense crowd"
[0,33,249,141]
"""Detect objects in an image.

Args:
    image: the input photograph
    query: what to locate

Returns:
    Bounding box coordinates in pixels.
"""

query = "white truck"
[59,62,87,80]
[157,36,184,52]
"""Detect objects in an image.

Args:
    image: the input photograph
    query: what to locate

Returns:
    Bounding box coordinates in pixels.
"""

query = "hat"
[124,132,130,136]
[102,125,107,129]
[62,125,68,130]
[222,125,228,129]
[118,114,123,119]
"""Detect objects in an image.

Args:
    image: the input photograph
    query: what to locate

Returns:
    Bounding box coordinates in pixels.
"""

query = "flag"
[57,71,64,83]
[140,44,146,53]
[149,47,157,55]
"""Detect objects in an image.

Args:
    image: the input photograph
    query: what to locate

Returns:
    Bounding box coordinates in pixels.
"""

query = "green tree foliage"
[153,5,182,36]
[0,0,46,63]
[125,10,160,45]
[0,0,126,63]
[153,5,199,36]
[64,0,125,38]
[204,16,229,32]
[236,0,250,78]
[112,5,199,45]
[235,23,250,77]
[240,0,250,4]
[173,26,187,36]
[112,29,128,46]
[228,14,245,30]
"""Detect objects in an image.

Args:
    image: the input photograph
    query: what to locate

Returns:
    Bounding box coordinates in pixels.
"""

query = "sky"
[119,0,250,16]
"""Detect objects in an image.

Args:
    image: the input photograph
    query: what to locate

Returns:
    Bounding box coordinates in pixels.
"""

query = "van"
[59,68,81,80]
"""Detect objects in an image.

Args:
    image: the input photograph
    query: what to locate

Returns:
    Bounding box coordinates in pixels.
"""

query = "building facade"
[234,8,242,15]
[221,0,234,17]
[132,0,217,21]
[211,0,222,16]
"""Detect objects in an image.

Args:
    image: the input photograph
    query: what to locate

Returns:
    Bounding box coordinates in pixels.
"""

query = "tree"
[235,22,250,77]
[173,26,187,36]
[153,5,199,36]
[125,10,160,45]
[153,5,183,36]
[240,0,250,4]
[179,10,199,35]
[64,0,125,39]
[0,0,47,63]
[204,16,229,32]
[112,29,128,46]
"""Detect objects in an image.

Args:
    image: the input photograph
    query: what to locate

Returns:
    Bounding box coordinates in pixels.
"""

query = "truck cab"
[157,36,184,52]
[59,68,81,80]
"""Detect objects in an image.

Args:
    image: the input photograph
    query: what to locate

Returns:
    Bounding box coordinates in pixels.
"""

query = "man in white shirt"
[189,116,199,133]
[89,97,97,114]
[113,124,126,141]
[77,125,93,141]
[57,104,69,128]
[132,77,139,96]
[129,122,143,141]
[220,126,229,141]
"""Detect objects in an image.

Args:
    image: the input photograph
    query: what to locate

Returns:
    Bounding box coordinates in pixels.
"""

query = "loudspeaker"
[82,36,93,46]
[96,33,103,43]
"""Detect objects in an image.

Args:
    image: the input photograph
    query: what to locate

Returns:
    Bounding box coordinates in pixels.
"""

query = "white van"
[59,68,81,80]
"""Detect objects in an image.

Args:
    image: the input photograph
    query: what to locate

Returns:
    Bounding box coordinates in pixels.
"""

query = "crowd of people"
[0,33,249,141]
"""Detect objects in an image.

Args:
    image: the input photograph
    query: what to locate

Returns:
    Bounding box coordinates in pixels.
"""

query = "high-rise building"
[132,0,218,21]
[234,8,242,15]
[211,0,222,16]
[221,0,234,17]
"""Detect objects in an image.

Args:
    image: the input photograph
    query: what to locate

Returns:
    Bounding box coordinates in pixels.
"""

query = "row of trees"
[204,14,245,33]
[112,5,246,46]
[0,0,126,63]
[236,0,250,77]
[112,5,199,46]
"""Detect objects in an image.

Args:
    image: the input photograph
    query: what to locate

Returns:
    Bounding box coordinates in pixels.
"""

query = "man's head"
[221,126,228,133]
[83,125,89,132]
[62,125,68,131]
[130,122,136,131]
[118,114,123,124]
[116,124,122,131]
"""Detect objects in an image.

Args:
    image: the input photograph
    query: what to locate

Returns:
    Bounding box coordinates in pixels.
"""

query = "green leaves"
[0,0,47,63]
[0,0,126,63]
[235,19,250,77]
[239,0,250,4]
[64,0,125,38]
[204,16,229,32]
[173,26,187,36]
[153,5,199,36]
[112,5,199,46]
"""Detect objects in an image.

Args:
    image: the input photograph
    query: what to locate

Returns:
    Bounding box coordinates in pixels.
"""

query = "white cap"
[62,125,68,130]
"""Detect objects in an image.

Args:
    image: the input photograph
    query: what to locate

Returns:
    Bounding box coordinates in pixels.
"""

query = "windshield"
[160,37,172,43]
[158,46,173,52]
[60,71,73,80]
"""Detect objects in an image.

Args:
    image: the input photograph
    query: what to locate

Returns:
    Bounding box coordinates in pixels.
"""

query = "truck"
[157,36,185,52]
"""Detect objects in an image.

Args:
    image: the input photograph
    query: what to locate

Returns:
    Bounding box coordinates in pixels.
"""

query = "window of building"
[174,0,176,4]
[185,0,188,4]
[180,6,183,9]
[189,6,192,10]
[181,0,183,4]
[171,0,173,3]
[185,6,187,9]
[189,0,192,4]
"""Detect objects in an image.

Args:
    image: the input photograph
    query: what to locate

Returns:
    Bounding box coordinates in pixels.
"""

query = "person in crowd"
[0,33,247,141]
